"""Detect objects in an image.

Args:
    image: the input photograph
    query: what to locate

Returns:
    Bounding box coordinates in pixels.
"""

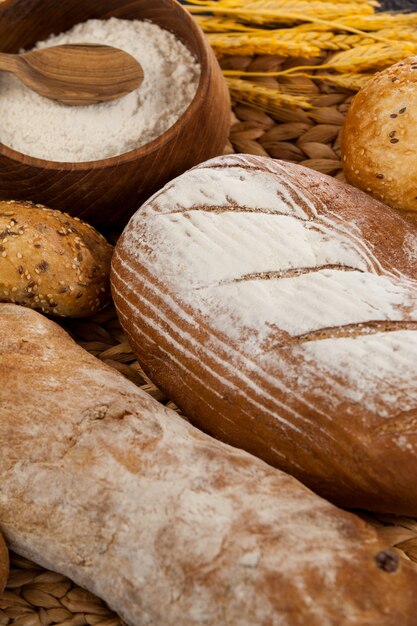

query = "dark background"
[381,0,417,10]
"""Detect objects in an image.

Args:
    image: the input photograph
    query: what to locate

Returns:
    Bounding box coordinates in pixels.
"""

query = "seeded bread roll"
[0,201,112,317]
[342,56,417,215]
[2,303,417,626]
[112,154,417,516]
[0,533,8,593]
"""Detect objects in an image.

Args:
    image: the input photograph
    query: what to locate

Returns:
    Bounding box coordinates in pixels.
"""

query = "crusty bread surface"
[342,56,417,215]
[0,200,112,317]
[2,303,417,626]
[112,154,417,515]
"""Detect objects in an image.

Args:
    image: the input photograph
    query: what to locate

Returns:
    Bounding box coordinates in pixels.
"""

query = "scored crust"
[112,154,417,516]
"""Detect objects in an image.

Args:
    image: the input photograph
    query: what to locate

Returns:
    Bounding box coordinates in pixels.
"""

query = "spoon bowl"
[0,44,144,105]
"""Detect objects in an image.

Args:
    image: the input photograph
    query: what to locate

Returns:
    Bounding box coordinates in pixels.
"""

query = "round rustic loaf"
[112,154,417,516]
[342,56,417,216]
[0,533,8,593]
[0,200,112,317]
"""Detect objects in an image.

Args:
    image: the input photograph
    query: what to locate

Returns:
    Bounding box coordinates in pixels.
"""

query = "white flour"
[0,18,200,162]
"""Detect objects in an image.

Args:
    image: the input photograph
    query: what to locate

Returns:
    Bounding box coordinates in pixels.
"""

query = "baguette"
[111,154,417,516]
[1,303,417,626]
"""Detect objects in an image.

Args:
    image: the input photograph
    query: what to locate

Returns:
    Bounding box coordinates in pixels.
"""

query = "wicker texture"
[3,3,417,620]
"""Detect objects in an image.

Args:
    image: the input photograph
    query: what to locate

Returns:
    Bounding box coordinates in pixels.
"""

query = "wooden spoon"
[0,43,144,105]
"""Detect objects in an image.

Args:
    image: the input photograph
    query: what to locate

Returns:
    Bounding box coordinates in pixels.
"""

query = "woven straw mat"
[3,52,417,626]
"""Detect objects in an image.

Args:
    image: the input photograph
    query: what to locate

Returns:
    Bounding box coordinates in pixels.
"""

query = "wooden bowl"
[0,0,231,233]
[0,532,8,593]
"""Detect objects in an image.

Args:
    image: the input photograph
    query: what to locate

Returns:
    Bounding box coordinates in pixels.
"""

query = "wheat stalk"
[187,1,377,26]
[226,78,312,115]
[338,13,417,30]
[207,31,321,57]
[194,16,259,32]
[207,26,417,56]
[314,72,372,90]
[325,41,417,71]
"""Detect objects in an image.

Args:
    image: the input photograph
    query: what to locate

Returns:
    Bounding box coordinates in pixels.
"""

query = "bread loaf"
[2,303,417,626]
[342,56,417,216]
[0,533,8,593]
[112,154,417,516]
[0,200,112,316]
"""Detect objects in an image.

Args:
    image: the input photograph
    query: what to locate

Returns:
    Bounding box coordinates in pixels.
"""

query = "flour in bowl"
[0,18,201,162]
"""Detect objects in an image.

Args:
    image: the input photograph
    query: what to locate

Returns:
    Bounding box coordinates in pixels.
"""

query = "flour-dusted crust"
[0,533,8,593]
[112,154,417,515]
[2,304,417,626]
[0,201,112,317]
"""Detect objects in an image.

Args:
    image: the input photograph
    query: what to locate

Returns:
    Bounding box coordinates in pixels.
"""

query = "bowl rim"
[0,0,211,171]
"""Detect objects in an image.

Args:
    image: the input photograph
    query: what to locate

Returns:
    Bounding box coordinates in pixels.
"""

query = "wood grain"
[0,45,144,106]
[0,0,231,233]
[0,533,9,594]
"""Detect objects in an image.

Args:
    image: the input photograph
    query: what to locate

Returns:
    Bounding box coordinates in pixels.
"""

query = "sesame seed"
[390,114,398,118]
[16,252,22,259]
[389,131,396,138]
[376,173,384,179]
[399,107,407,114]
[390,138,399,144]
[36,260,48,273]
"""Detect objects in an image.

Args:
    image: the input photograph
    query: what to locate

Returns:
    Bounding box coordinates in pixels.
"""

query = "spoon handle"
[0,52,21,74]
